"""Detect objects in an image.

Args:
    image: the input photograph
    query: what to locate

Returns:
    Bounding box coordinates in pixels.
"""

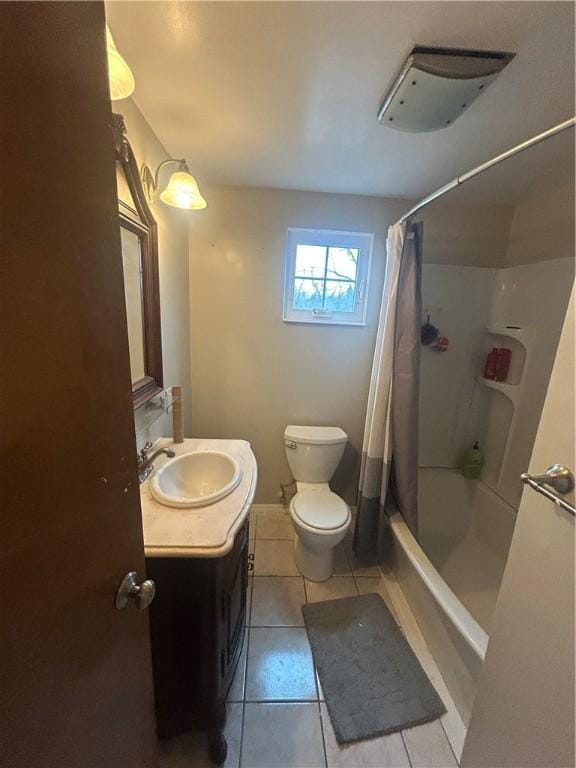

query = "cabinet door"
[221,525,248,684]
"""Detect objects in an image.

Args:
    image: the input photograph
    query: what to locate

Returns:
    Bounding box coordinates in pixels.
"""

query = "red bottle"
[495,348,512,382]
[484,348,498,380]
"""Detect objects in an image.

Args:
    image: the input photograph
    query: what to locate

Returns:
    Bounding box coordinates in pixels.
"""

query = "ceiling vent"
[378,46,515,132]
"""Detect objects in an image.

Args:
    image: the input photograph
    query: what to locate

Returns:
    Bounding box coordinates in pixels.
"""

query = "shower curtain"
[354,221,422,559]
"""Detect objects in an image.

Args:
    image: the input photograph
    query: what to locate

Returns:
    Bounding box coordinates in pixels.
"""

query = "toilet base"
[294,537,334,582]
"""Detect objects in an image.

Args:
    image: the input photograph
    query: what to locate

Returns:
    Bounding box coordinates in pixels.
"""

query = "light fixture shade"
[378,46,515,132]
[159,171,207,210]
[106,27,135,101]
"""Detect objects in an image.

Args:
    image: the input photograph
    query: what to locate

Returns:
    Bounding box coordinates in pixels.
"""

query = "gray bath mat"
[302,593,445,744]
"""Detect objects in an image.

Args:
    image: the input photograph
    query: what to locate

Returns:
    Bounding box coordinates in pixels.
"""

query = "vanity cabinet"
[146,520,249,764]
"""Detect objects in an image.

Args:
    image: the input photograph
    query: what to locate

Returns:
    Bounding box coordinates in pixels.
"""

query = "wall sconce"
[141,160,207,211]
[106,26,135,101]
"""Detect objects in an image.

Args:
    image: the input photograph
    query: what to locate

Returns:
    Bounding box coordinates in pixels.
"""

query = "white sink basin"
[150,450,242,508]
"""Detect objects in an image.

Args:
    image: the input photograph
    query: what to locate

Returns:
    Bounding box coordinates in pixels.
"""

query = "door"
[462,288,575,768]
[0,4,157,767]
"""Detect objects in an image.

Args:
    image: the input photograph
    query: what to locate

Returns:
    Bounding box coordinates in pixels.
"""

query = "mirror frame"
[113,113,163,409]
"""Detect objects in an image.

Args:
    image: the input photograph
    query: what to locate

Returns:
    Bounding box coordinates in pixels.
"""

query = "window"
[283,228,373,325]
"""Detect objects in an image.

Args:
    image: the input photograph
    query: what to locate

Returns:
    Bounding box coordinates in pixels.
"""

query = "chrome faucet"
[137,441,175,483]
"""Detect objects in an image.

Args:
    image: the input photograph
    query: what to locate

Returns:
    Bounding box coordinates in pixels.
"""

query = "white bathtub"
[390,469,516,725]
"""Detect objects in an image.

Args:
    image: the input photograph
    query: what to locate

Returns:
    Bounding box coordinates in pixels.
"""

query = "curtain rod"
[398,116,576,224]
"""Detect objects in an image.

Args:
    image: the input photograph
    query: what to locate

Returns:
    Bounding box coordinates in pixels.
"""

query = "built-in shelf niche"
[476,375,520,408]
[477,389,514,492]
[475,324,534,488]
[480,324,533,386]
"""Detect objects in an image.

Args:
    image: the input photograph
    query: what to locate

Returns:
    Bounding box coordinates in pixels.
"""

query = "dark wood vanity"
[146,520,249,764]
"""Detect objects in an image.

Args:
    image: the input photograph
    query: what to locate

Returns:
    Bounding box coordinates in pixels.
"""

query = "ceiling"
[106,1,575,204]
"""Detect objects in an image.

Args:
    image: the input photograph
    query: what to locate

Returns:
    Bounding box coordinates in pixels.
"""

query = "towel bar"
[521,464,575,517]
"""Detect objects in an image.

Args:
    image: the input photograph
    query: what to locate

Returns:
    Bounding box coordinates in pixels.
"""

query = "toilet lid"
[293,490,349,530]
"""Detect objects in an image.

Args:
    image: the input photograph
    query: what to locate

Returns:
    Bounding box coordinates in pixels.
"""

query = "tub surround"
[420,258,573,511]
[141,438,257,558]
[418,469,515,632]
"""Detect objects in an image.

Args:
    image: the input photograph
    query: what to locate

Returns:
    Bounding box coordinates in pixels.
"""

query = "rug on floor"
[302,593,446,744]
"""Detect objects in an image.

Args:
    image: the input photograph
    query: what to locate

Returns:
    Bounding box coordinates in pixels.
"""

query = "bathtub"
[390,468,516,725]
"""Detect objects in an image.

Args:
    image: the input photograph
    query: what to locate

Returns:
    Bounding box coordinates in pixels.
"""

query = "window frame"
[282,227,374,326]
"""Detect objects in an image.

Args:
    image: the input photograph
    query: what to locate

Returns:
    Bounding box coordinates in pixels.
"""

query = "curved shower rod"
[397,116,576,224]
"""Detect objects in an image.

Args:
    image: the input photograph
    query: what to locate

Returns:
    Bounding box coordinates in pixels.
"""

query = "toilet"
[284,425,351,582]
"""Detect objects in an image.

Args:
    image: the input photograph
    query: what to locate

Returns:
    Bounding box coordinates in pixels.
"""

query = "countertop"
[140,438,257,558]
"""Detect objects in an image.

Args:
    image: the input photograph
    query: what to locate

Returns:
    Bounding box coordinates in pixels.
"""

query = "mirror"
[113,113,163,409]
[121,226,146,383]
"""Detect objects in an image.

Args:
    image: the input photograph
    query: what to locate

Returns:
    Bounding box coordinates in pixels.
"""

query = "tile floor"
[159,506,461,768]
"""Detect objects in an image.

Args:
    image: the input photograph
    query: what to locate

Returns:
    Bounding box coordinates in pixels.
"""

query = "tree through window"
[283,229,373,325]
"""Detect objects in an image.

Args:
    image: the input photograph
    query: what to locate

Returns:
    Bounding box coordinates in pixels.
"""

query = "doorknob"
[115,571,156,610]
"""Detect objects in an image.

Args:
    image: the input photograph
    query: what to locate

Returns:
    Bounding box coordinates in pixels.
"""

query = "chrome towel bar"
[521,464,575,518]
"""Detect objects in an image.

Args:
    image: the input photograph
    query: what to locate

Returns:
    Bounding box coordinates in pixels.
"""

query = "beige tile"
[241,703,325,768]
[305,576,358,604]
[227,636,247,702]
[256,508,294,540]
[379,561,395,579]
[355,577,400,624]
[245,627,317,701]
[345,542,382,577]
[350,560,382,578]
[251,577,306,626]
[332,543,352,575]
[158,702,242,768]
[253,540,299,576]
[320,703,410,768]
[402,721,458,767]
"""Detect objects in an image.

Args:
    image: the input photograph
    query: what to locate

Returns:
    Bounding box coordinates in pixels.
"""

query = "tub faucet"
[137,442,175,483]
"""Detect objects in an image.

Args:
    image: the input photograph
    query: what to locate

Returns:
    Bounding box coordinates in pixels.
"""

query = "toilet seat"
[292,489,349,531]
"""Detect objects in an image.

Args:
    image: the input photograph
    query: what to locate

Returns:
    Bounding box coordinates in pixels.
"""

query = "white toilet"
[284,425,351,582]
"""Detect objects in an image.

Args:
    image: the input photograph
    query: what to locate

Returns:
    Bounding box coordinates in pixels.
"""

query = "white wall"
[505,183,575,267]
[420,199,513,268]
[118,99,192,446]
[188,185,512,503]
[188,185,405,503]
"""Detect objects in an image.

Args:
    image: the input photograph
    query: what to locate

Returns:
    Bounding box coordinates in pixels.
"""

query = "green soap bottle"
[462,441,483,479]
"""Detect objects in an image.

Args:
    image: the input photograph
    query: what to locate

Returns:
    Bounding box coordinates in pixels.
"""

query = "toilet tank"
[284,426,348,483]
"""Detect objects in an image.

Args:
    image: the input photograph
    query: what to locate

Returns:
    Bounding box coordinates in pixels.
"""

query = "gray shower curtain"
[354,221,422,559]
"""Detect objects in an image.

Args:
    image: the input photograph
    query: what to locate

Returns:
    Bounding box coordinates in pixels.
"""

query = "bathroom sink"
[150,451,242,508]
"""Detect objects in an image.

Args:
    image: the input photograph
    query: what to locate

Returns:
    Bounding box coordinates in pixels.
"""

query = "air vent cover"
[378,46,515,132]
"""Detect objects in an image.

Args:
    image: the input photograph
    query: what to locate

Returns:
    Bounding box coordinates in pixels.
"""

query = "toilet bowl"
[284,426,351,582]
[290,486,351,581]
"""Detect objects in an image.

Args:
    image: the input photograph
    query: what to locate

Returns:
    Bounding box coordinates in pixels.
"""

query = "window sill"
[282,316,367,327]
